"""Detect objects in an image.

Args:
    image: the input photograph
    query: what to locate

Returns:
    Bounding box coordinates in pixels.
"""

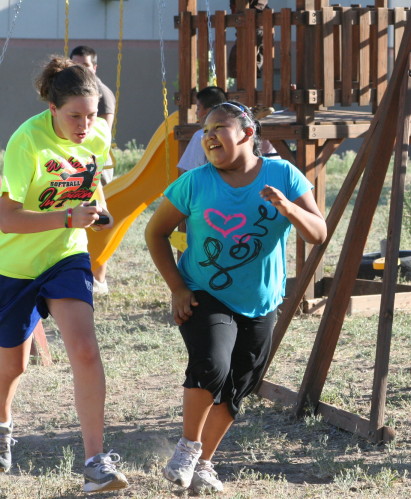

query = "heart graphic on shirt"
[204,209,247,238]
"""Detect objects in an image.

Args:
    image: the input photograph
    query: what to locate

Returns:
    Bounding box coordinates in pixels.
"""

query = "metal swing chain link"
[112,0,124,144]
[64,0,69,58]
[0,0,24,67]
[205,0,217,86]
[158,0,170,186]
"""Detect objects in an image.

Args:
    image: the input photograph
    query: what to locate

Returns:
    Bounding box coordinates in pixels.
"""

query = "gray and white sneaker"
[163,437,202,488]
[0,422,16,473]
[83,450,128,493]
[190,459,224,494]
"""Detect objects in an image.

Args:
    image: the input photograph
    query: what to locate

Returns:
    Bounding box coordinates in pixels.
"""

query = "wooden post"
[368,54,411,443]
[294,18,411,417]
[215,11,227,90]
[280,8,292,108]
[178,0,197,132]
[262,7,274,107]
[245,8,257,105]
[341,7,353,106]
[257,15,411,392]
[359,8,371,106]
[322,6,335,107]
[198,11,209,90]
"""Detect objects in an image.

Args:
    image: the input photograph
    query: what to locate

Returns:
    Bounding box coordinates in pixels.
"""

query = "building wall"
[0,38,179,149]
[0,1,404,150]
[0,1,185,149]
[0,0,289,149]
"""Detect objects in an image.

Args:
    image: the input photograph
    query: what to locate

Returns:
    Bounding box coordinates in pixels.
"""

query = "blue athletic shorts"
[0,253,93,348]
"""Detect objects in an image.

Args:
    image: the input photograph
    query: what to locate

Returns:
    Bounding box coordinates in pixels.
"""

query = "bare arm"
[99,113,114,130]
[145,197,198,325]
[0,193,103,234]
[260,186,327,244]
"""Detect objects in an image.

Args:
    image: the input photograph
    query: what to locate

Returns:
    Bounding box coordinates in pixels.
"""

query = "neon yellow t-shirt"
[0,110,110,279]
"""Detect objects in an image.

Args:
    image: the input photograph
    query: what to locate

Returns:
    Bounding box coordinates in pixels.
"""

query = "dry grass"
[0,152,410,498]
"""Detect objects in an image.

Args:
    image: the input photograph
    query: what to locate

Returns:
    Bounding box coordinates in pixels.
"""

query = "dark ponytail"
[35,55,100,108]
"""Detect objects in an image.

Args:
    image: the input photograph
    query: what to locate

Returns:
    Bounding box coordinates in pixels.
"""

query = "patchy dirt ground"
[2,303,409,499]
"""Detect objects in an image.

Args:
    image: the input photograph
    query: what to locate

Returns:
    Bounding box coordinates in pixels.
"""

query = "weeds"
[0,147,410,497]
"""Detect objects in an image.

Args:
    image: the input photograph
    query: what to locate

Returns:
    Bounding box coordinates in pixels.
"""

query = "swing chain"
[205,0,217,86]
[112,0,124,144]
[64,0,69,58]
[0,0,24,67]
[157,0,170,186]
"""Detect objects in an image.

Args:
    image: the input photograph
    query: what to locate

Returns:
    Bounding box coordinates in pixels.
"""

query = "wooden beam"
[256,14,411,397]
[245,8,257,105]
[215,11,227,90]
[257,380,395,442]
[262,8,274,107]
[322,6,335,107]
[341,7,353,106]
[376,7,388,107]
[316,139,342,171]
[197,11,209,90]
[358,8,371,106]
[307,123,370,139]
[178,10,197,125]
[394,7,407,62]
[295,18,411,417]
[369,54,411,443]
[270,140,296,165]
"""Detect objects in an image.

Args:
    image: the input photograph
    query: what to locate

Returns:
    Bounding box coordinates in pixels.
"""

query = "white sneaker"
[163,437,202,488]
[190,459,224,494]
[93,278,109,295]
[0,421,16,473]
[83,450,128,492]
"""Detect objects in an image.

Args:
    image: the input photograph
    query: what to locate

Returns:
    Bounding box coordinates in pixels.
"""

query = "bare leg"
[93,262,107,283]
[200,402,234,461]
[183,387,214,442]
[0,337,32,422]
[47,298,105,460]
[183,388,234,460]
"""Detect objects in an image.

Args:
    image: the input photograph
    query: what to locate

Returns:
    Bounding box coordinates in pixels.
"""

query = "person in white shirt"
[178,86,228,173]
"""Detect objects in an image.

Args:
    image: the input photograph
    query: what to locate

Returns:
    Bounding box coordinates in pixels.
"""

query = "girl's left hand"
[260,185,291,216]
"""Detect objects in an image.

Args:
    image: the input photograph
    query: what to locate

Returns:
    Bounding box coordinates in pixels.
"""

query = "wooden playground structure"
[174,0,411,443]
[29,0,410,445]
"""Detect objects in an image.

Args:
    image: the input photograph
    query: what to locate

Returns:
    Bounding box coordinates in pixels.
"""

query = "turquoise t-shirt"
[165,158,313,317]
[0,109,110,279]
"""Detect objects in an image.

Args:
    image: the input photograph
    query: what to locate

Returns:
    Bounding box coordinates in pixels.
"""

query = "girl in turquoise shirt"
[145,101,327,494]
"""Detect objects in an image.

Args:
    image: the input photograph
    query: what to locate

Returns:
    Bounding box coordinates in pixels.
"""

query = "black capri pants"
[179,291,277,418]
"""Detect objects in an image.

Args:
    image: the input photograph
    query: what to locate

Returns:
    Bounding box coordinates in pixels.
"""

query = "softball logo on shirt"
[38,155,101,209]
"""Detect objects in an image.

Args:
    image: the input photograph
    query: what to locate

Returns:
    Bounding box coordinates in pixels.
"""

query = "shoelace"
[196,460,217,477]
[175,442,200,468]
[0,434,17,453]
[93,450,120,473]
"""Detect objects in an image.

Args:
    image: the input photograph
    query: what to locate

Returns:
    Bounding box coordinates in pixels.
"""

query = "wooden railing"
[175,5,410,116]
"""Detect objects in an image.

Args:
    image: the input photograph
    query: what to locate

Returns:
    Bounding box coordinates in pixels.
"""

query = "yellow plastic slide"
[88,112,179,270]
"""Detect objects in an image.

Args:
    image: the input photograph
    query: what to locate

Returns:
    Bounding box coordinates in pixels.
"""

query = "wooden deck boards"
[174,109,375,142]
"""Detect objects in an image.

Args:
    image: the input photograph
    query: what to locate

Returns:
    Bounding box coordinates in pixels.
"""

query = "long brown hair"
[35,55,100,108]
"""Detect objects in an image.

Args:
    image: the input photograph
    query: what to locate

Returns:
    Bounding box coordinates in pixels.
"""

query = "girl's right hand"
[71,202,102,228]
[171,288,199,325]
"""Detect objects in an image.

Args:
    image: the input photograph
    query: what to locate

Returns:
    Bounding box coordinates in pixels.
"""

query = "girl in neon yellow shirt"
[0,56,128,493]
